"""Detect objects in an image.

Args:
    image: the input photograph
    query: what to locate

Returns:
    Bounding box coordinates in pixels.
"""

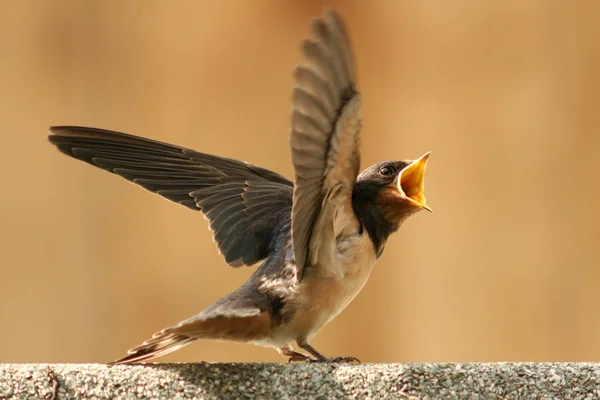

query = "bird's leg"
[298,342,328,361]
[278,345,311,363]
[297,341,361,364]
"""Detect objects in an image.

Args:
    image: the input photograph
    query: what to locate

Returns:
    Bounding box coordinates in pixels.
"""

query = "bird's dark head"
[352,153,430,254]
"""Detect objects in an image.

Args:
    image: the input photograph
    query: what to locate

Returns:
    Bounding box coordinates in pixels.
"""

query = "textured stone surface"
[1,363,600,399]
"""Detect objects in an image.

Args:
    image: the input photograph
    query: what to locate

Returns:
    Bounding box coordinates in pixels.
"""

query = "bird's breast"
[286,231,377,341]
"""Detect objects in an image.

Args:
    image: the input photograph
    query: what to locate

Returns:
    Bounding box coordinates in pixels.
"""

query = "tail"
[110,329,197,365]
[110,305,269,364]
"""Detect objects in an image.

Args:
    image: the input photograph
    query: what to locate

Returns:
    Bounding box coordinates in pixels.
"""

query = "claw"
[287,354,312,363]
[329,356,360,364]
[306,355,361,364]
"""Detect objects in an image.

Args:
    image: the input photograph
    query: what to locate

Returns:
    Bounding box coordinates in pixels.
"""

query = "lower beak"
[397,152,431,212]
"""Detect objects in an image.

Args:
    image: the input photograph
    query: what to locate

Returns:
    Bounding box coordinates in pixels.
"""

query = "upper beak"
[397,152,431,212]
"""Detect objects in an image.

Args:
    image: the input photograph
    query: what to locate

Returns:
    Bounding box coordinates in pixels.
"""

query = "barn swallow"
[48,9,430,364]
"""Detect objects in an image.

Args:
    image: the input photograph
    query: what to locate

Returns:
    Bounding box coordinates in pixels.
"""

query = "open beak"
[397,152,431,212]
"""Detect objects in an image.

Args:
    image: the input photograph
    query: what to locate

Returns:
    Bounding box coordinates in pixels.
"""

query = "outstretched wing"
[290,9,362,280]
[49,126,293,267]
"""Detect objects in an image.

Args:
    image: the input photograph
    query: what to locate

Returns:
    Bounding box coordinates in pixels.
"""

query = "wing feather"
[49,126,293,267]
[290,9,362,280]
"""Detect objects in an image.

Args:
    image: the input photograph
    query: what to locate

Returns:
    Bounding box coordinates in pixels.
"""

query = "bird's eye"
[379,166,394,176]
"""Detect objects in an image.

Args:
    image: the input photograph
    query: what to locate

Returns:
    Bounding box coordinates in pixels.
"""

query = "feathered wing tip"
[110,329,196,365]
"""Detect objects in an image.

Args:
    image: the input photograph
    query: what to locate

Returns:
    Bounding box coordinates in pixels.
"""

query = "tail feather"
[110,306,271,364]
[110,330,196,365]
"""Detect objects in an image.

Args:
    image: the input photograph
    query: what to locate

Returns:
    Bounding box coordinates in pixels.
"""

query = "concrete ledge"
[1,363,599,399]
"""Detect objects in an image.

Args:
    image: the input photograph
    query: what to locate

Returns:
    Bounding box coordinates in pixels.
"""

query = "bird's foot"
[306,355,361,364]
[297,342,361,364]
[280,345,313,363]
[286,354,360,364]
[287,354,312,363]
[328,356,361,364]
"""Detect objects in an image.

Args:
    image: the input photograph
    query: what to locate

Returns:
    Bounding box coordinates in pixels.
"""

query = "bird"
[48,9,430,364]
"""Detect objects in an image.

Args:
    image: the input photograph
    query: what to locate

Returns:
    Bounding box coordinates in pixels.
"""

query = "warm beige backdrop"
[1,1,599,363]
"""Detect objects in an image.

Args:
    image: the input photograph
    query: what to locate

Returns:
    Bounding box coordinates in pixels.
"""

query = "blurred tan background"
[1,0,599,364]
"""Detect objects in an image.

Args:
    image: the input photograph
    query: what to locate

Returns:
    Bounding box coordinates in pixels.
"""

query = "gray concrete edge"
[1,363,599,399]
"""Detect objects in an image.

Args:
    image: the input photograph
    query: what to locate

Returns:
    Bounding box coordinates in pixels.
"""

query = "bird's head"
[353,153,430,248]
